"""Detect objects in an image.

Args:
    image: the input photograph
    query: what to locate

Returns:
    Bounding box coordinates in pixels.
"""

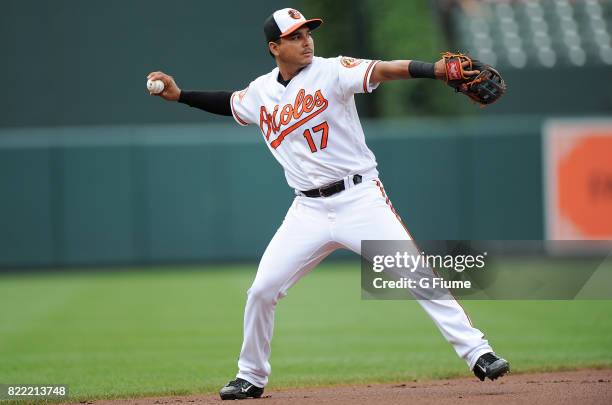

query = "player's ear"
[269,41,280,58]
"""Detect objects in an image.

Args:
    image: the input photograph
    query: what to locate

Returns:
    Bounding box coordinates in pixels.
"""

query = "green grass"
[0,261,611,402]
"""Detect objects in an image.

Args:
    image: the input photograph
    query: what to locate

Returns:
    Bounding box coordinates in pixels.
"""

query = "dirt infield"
[71,369,611,405]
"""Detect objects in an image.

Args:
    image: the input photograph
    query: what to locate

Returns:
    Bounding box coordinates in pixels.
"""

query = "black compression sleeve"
[178,90,233,116]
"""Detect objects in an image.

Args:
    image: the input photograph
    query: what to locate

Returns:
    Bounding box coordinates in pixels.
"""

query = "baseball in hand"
[147,79,165,94]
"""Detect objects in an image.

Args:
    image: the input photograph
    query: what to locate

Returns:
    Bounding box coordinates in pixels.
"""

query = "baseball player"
[147,8,509,401]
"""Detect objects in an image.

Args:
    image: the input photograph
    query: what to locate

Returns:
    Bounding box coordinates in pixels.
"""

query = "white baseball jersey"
[230,56,381,191]
[227,56,495,390]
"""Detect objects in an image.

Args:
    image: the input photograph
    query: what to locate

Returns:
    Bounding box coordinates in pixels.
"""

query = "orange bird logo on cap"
[288,9,302,19]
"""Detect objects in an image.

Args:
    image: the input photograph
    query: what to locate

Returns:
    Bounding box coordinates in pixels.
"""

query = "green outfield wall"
[0,117,543,269]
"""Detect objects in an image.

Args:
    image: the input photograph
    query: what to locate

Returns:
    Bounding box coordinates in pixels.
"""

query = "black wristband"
[408,61,436,79]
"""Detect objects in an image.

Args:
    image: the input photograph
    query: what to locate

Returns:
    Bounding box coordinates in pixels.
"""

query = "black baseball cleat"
[473,352,510,381]
[219,377,264,400]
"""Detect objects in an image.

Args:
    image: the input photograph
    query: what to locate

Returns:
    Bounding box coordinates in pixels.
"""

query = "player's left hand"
[434,58,479,80]
[439,52,507,106]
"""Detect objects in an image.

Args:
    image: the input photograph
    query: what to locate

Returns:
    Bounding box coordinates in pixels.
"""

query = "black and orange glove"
[442,52,506,106]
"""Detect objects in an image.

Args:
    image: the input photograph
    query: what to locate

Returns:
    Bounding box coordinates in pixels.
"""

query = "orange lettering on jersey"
[259,89,329,148]
[303,93,314,112]
[271,106,280,133]
[314,90,326,108]
[293,89,305,119]
[280,104,292,126]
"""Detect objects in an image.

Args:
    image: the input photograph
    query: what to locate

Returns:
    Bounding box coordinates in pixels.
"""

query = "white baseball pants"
[236,178,493,388]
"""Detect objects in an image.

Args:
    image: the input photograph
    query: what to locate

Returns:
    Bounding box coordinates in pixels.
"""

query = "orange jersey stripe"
[231,92,249,126]
[373,180,475,326]
[363,60,381,93]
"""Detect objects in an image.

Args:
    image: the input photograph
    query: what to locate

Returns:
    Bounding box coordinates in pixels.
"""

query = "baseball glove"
[442,52,506,106]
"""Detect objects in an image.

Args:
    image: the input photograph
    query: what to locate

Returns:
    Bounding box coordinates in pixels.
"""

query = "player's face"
[276,27,314,66]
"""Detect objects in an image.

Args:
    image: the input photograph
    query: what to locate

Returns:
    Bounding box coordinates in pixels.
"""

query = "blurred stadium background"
[2,0,610,269]
[1,0,611,401]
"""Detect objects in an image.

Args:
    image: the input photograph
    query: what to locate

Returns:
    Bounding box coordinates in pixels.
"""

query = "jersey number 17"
[303,121,329,153]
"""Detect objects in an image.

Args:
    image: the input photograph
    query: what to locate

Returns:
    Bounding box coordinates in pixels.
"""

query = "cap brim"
[280,18,323,38]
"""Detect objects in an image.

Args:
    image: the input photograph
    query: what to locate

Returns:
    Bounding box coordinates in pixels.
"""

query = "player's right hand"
[146,71,181,101]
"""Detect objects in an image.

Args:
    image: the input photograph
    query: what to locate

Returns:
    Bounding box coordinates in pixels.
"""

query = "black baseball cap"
[264,8,323,42]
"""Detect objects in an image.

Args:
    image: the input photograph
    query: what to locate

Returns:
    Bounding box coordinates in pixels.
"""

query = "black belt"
[301,174,362,198]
